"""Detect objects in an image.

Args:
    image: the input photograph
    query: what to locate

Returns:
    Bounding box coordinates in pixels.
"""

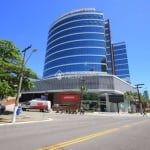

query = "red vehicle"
[21,99,51,112]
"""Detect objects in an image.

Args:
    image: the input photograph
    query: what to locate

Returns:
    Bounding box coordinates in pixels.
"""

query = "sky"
[1,0,150,94]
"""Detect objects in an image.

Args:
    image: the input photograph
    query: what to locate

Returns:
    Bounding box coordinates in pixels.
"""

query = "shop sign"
[60,94,80,101]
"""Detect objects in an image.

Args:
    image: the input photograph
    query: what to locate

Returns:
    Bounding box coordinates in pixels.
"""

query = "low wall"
[0,98,15,105]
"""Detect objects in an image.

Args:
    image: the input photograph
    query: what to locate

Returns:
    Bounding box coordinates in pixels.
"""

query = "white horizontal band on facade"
[47,39,105,52]
[106,53,111,56]
[115,53,127,59]
[44,62,106,72]
[46,46,106,58]
[118,74,130,77]
[112,42,126,46]
[50,18,104,34]
[115,63,128,66]
[116,68,129,71]
[56,8,97,21]
[51,11,104,29]
[106,46,111,48]
[45,54,106,65]
[49,25,104,41]
[107,68,112,70]
[49,32,105,45]
[114,53,127,56]
[113,48,126,52]
[114,58,127,61]
[105,40,111,42]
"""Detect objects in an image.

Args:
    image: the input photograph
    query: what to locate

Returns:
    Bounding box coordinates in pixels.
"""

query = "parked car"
[21,99,51,112]
[0,103,6,114]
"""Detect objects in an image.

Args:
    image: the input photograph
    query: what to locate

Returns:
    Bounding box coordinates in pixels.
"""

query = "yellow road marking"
[38,128,120,150]
[38,119,150,150]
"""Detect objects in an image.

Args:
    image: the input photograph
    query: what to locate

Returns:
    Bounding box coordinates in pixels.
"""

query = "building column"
[105,93,110,112]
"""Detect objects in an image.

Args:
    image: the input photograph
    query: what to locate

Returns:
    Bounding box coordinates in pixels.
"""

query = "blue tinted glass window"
[118,75,130,78]
[114,49,126,55]
[45,48,106,62]
[45,56,106,69]
[114,54,127,60]
[46,47,106,59]
[106,43,110,47]
[47,40,105,53]
[49,33,105,47]
[106,55,112,61]
[107,62,112,68]
[115,59,128,64]
[107,70,112,74]
[44,63,106,77]
[49,26,104,41]
[115,70,129,75]
[106,49,111,54]
[51,20,104,36]
[51,14,103,31]
[113,45,126,50]
[115,64,129,70]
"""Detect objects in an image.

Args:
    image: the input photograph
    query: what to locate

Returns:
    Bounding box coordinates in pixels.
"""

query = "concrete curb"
[0,118,53,126]
[85,112,150,117]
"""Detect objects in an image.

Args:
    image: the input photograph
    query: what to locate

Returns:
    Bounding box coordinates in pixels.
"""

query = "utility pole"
[12,45,35,123]
[135,84,144,114]
[80,78,87,112]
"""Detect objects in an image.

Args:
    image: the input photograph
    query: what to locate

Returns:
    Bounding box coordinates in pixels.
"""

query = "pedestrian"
[142,108,147,117]
[80,107,85,115]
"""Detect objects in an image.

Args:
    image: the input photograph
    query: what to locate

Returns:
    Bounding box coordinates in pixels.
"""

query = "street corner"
[14,110,53,122]
[0,110,53,125]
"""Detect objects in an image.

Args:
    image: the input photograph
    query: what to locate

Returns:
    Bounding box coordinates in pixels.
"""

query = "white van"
[21,99,51,112]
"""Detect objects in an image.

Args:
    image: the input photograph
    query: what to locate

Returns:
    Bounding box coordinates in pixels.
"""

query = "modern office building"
[104,20,130,83]
[112,42,130,83]
[22,8,136,112]
[43,8,107,78]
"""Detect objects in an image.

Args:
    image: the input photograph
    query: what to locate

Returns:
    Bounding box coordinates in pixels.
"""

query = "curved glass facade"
[43,8,107,78]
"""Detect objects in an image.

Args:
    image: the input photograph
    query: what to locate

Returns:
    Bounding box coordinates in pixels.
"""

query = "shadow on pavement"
[0,111,13,123]
[1,110,13,115]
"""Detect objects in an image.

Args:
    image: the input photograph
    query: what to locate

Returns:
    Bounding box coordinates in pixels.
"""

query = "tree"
[124,91,138,102]
[124,91,149,110]
[0,40,38,100]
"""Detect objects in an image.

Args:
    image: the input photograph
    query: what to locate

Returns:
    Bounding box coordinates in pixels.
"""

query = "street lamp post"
[12,45,36,123]
[135,83,144,114]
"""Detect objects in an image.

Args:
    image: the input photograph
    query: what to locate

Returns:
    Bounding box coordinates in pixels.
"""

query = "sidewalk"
[0,104,149,125]
[0,104,52,125]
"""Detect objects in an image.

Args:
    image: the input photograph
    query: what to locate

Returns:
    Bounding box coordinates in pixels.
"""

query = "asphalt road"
[0,113,150,150]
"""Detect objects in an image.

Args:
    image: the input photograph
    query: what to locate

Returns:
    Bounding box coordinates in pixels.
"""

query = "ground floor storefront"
[21,73,136,113]
[20,92,131,113]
